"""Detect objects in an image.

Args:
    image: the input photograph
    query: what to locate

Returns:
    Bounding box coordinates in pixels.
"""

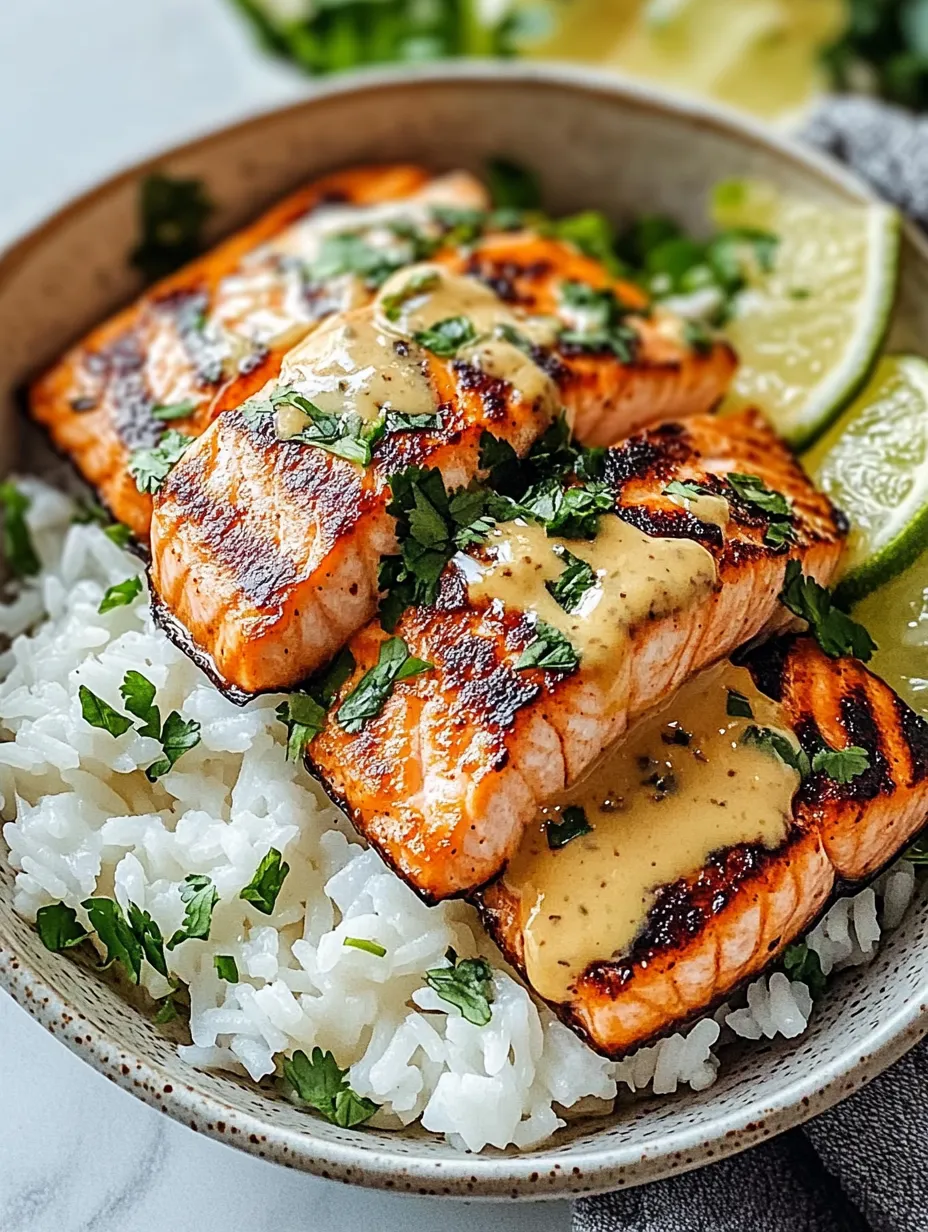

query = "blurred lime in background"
[228,1,928,122]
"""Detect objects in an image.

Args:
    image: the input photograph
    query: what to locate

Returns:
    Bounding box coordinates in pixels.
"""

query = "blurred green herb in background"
[227,0,554,75]
[821,0,928,109]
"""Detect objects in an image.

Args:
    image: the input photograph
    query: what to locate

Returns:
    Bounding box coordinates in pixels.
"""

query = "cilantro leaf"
[282,1047,379,1128]
[336,636,432,733]
[145,712,201,781]
[546,547,597,614]
[0,481,40,579]
[104,523,134,548]
[487,157,541,211]
[779,562,876,661]
[127,902,168,978]
[424,948,494,1026]
[413,315,477,358]
[276,692,327,761]
[82,897,143,982]
[726,472,793,520]
[119,670,161,739]
[244,386,386,466]
[811,744,871,785]
[783,941,827,998]
[128,430,193,494]
[72,498,111,527]
[726,689,754,719]
[515,620,579,673]
[168,874,219,948]
[240,848,290,915]
[130,173,214,283]
[151,399,198,422]
[558,281,639,362]
[78,685,133,738]
[547,211,625,277]
[664,479,716,501]
[520,478,614,540]
[382,411,443,434]
[742,724,811,778]
[545,805,593,850]
[35,903,90,952]
[98,575,143,614]
[343,937,387,957]
[214,954,239,982]
[155,996,179,1024]
[380,268,441,322]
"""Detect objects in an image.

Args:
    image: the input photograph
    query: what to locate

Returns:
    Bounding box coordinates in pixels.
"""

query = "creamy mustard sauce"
[467,516,718,684]
[276,312,435,433]
[503,662,800,1002]
[375,264,561,413]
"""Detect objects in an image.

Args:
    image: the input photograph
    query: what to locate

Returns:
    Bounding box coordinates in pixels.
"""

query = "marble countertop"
[0,2,570,1227]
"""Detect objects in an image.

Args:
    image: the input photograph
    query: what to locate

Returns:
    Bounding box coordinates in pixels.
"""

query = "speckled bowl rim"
[2,61,928,1200]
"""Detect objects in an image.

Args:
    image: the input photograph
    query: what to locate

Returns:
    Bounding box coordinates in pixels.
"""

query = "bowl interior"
[2,65,928,1199]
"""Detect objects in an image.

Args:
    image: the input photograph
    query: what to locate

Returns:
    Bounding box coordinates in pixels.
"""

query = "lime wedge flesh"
[712,179,899,450]
[803,354,928,604]
[853,555,928,720]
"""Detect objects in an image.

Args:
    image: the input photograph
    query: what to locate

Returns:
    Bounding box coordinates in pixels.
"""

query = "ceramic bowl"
[2,63,928,1201]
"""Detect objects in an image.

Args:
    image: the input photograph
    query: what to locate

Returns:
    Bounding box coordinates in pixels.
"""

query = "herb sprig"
[424,948,494,1026]
[336,636,433,733]
[282,1047,379,1128]
[779,562,877,661]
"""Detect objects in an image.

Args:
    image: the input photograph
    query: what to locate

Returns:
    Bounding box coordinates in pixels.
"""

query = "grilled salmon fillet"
[437,232,736,442]
[149,246,735,696]
[478,635,928,1058]
[29,164,487,537]
[307,409,847,902]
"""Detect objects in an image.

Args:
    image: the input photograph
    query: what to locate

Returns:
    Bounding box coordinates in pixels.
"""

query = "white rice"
[0,479,920,1152]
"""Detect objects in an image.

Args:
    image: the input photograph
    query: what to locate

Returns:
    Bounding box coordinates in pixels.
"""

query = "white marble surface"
[0,2,571,1227]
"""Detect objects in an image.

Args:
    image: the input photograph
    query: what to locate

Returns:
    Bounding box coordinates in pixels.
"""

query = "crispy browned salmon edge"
[473,634,928,1058]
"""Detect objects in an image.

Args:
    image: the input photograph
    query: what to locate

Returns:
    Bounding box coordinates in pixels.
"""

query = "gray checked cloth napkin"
[574,96,928,1232]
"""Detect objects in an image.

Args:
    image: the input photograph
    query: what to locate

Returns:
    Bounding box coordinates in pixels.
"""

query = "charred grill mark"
[602,424,692,489]
[452,359,512,421]
[87,331,160,450]
[840,684,895,796]
[615,502,724,552]
[153,288,226,385]
[896,694,928,783]
[581,840,784,995]
[463,255,554,307]
[735,634,795,701]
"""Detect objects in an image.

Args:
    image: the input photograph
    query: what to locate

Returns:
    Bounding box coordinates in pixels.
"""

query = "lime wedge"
[852,556,928,719]
[712,179,899,450]
[803,354,928,604]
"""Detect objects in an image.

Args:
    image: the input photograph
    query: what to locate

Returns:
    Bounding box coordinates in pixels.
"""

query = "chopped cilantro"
[145,711,201,781]
[424,948,494,1026]
[547,211,625,277]
[336,636,432,733]
[664,479,716,501]
[545,805,593,850]
[382,410,443,434]
[0,481,40,579]
[515,620,579,673]
[276,692,327,761]
[558,281,639,362]
[783,941,827,998]
[726,472,792,520]
[130,173,214,283]
[35,903,90,952]
[811,744,870,785]
[282,1047,379,1129]
[240,848,290,915]
[242,386,386,466]
[78,684,133,738]
[98,575,143,614]
[104,523,134,548]
[308,230,430,289]
[546,546,596,614]
[779,562,876,661]
[151,399,198,422]
[726,689,754,719]
[168,874,219,948]
[413,315,477,357]
[519,477,615,540]
[155,996,179,1024]
[343,937,387,957]
[72,498,110,527]
[81,897,144,982]
[214,954,239,982]
[486,157,541,211]
[127,903,168,978]
[742,724,811,778]
[119,670,161,738]
[128,429,193,494]
[380,268,441,322]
